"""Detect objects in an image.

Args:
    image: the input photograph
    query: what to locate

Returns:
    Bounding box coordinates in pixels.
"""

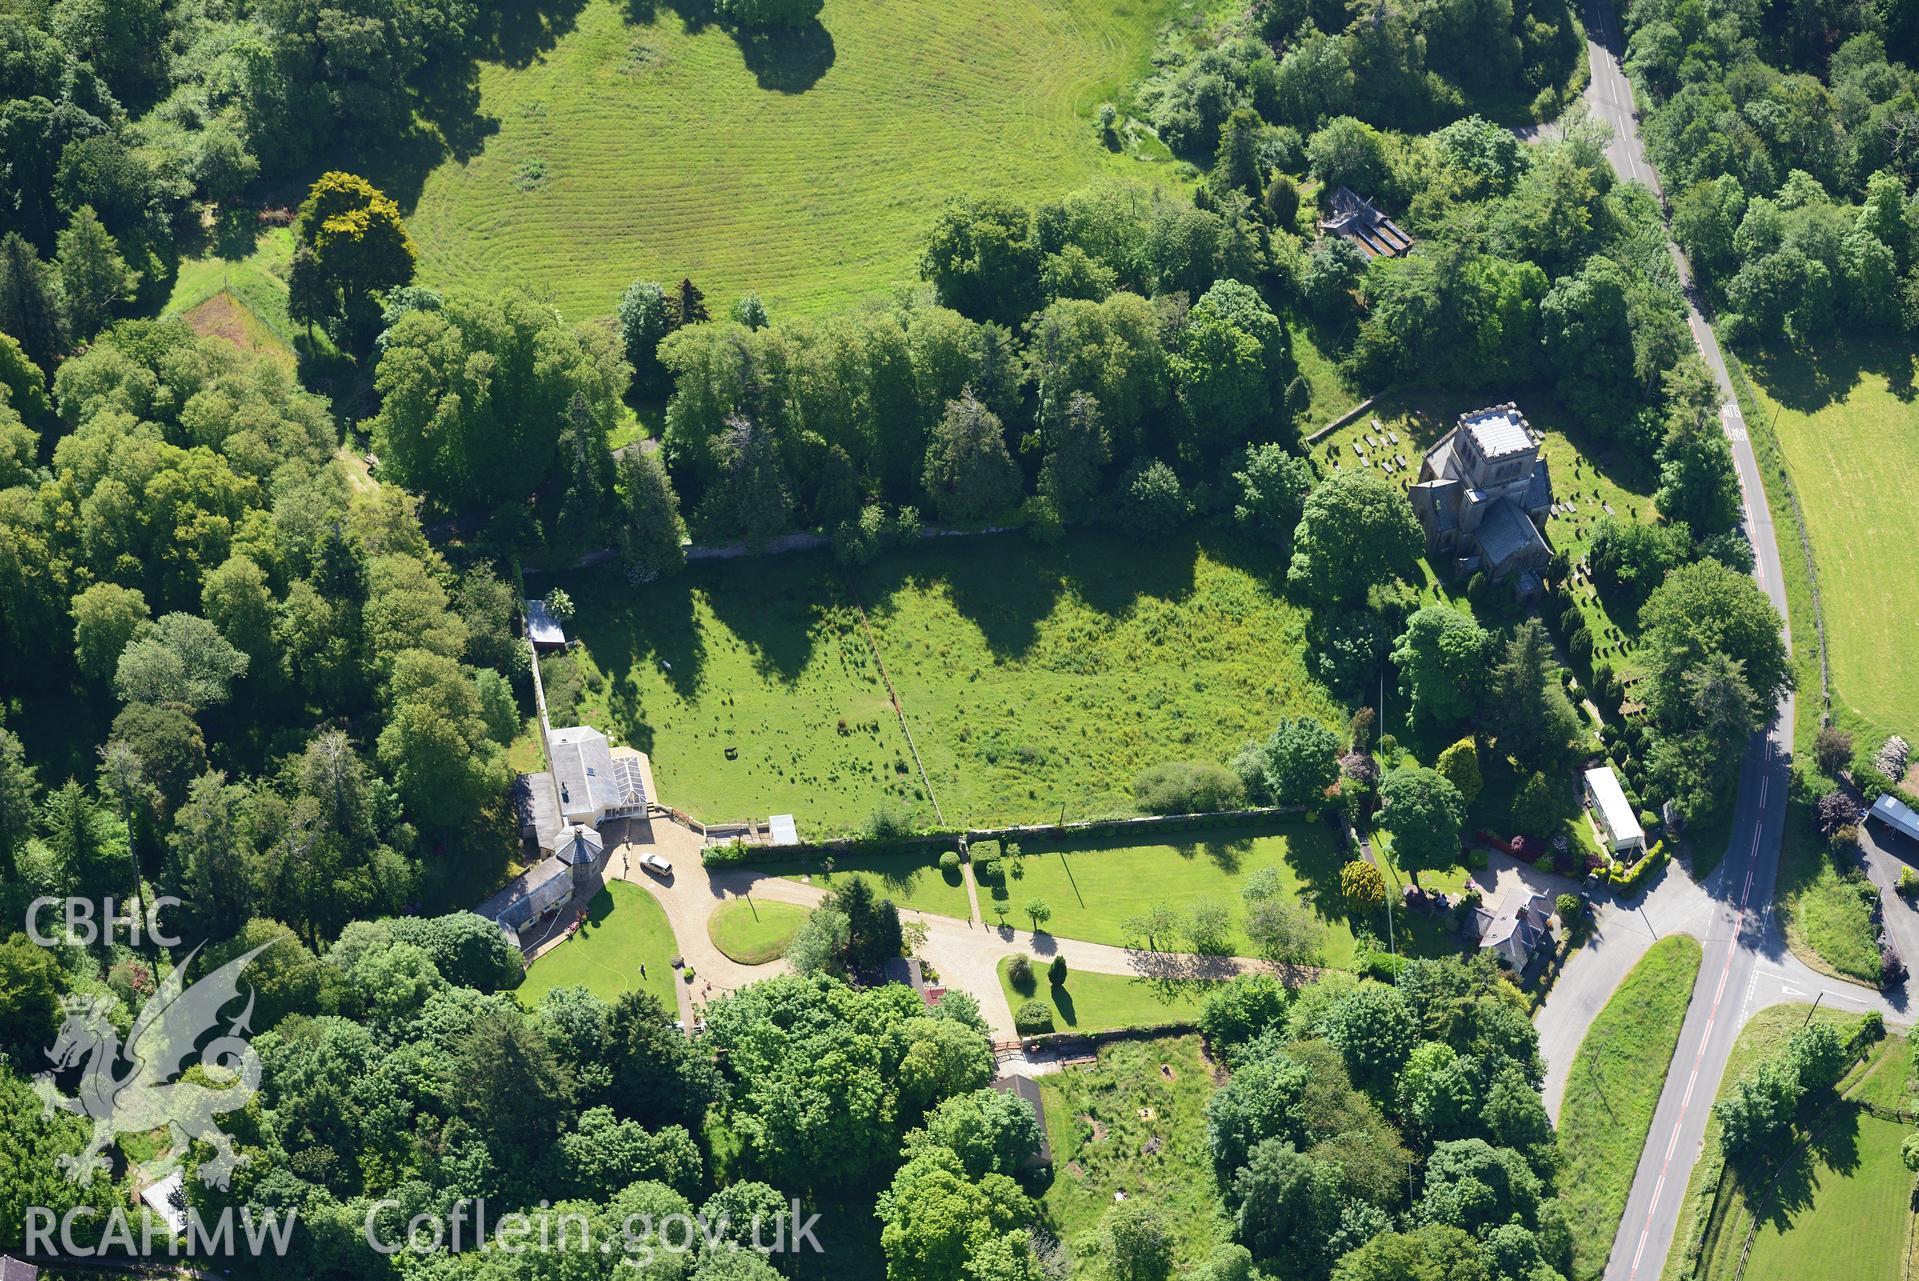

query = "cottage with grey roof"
[1409,403,1554,591]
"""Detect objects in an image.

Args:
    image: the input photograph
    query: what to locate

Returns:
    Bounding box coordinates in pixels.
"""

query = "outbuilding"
[1583,765,1646,856]
[1869,793,1919,846]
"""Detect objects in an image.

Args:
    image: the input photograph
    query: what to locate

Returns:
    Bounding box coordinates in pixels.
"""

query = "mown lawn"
[707,897,810,965]
[548,529,1343,833]
[404,0,1176,321]
[1661,1005,1875,1281]
[1035,1036,1226,1272]
[1741,340,1919,748]
[774,848,972,920]
[1558,935,1703,1281]
[515,880,681,1009]
[1776,799,1881,985]
[996,955,1221,1034]
[979,823,1463,969]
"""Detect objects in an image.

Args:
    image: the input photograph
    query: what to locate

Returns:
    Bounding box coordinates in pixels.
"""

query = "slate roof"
[1474,498,1550,572]
[477,855,575,931]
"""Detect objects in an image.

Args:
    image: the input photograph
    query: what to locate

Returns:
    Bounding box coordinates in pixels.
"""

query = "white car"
[638,852,672,878]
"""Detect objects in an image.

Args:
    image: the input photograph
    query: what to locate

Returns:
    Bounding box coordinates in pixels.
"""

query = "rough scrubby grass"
[707,897,810,964]
[1036,1036,1225,1271]
[996,955,1220,1033]
[852,531,1343,827]
[405,0,1175,321]
[1741,341,1919,746]
[1558,935,1703,1281]
[515,880,681,1008]
[1776,799,1881,985]
[550,529,1341,833]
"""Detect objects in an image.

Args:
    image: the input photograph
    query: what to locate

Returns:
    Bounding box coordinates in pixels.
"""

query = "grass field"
[997,955,1220,1033]
[707,897,810,964]
[1661,1005,1876,1281]
[1727,1032,1914,1281]
[851,532,1343,826]
[515,880,681,1009]
[775,849,972,919]
[546,529,1343,833]
[1558,935,1704,1281]
[1036,1036,1226,1272]
[1740,340,1919,747]
[402,0,1177,321]
[980,823,1463,968]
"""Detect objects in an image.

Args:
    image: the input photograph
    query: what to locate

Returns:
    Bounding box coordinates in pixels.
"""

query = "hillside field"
[403,0,1178,321]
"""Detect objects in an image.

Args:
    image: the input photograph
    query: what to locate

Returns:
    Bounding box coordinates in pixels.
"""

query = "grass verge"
[707,897,810,965]
[1558,934,1704,1280]
[1776,799,1881,986]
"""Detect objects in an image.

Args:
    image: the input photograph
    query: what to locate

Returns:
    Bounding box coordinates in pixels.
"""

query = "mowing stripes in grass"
[1558,935,1702,1281]
[405,0,1175,321]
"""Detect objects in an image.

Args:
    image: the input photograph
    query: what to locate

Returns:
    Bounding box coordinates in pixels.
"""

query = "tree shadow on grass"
[1052,982,1078,1027]
[564,564,706,755]
[698,552,839,684]
[1744,336,1918,415]
[1748,1099,1863,1233]
[734,20,835,92]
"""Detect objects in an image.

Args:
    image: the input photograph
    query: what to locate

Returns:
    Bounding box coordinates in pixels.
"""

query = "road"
[1569,2,1902,1277]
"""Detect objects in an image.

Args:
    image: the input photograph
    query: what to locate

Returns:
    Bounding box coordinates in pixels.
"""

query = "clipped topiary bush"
[1015,999,1054,1035]
[1008,954,1035,991]
[939,850,961,875]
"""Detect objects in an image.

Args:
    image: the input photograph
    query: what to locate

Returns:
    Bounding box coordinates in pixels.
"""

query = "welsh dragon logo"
[33,942,272,1190]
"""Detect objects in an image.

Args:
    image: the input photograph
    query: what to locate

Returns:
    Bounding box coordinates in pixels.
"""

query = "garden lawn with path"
[996,955,1221,1034]
[982,823,1464,969]
[514,880,681,1010]
[1035,1036,1225,1273]
[707,898,811,965]
[401,0,1174,322]
[1739,339,1919,749]
[1557,934,1704,1281]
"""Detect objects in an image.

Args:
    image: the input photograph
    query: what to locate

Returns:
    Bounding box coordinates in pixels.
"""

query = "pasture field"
[1661,1005,1878,1281]
[1740,341,1919,747]
[980,823,1461,967]
[1036,1036,1226,1272]
[514,880,681,1008]
[1741,1109,1912,1281]
[996,955,1220,1033]
[1557,935,1703,1281]
[404,0,1176,322]
[707,897,810,964]
[548,529,1342,833]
